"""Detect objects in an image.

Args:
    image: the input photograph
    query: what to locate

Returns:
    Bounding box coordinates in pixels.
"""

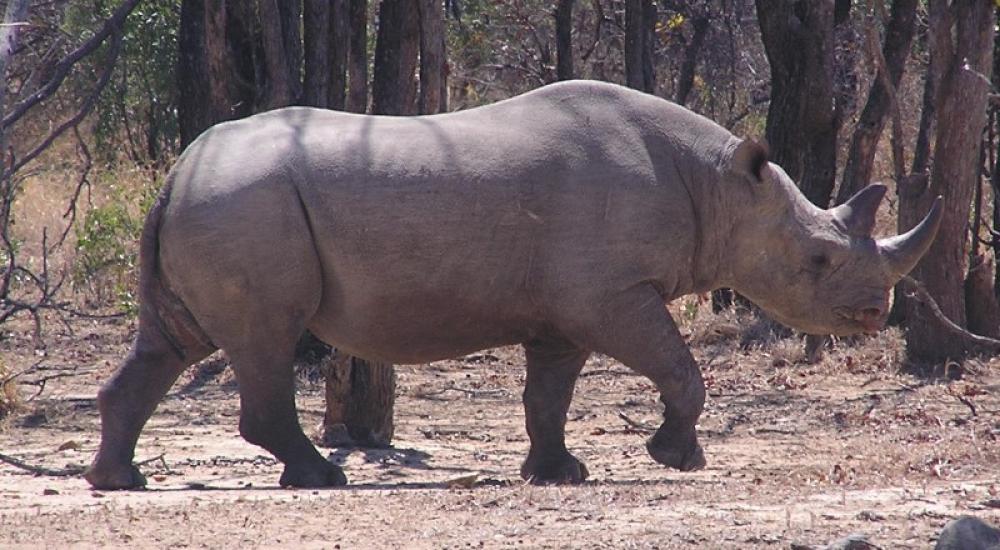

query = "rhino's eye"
[810,254,829,269]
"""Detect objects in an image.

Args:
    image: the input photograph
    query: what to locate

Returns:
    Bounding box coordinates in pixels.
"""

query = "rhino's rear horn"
[831,183,887,237]
[879,197,944,278]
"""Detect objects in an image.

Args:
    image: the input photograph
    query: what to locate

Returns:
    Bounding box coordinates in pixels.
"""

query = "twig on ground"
[0,452,85,476]
[616,410,656,432]
[22,369,93,400]
[0,358,43,386]
[135,453,171,473]
[579,369,628,378]
[413,384,506,399]
[947,388,978,417]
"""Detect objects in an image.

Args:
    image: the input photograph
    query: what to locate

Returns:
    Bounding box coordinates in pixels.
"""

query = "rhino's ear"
[730,138,769,184]
[831,183,887,237]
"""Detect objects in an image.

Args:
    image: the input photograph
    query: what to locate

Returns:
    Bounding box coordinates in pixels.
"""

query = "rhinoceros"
[85,80,941,489]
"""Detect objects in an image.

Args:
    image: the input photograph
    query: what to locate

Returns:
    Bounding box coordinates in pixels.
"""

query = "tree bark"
[0,0,29,245]
[642,0,657,92]
[347,0,369,113]
[320,352,396,448]
[555,0,575,81]
[903,0,995,363]
[418,0,445,114]
[965,254,1000,339]
[836,0,918,205]
[257,0,294,109]
[624,0,655,93]
[178,0,235,147]
[303,0,331,107]
[372,0,419,115]
[328,0,349,109]
[756,0,838,207]
[280,0,303,103]
[674,13,709,106]
[224,0,259,117]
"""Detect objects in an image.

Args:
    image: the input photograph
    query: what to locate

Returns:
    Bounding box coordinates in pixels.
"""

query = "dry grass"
[0,357,18,420]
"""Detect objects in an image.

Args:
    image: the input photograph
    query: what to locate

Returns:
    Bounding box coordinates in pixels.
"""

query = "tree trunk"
[965,254,1000,339]
[642,0,657,92]
[347,0,369,113]
[418,0,445,114]
[280,0,303,103]
[903,0,995,363]
[755,0,838,207]
[320,352,396,448]
[555,0,575,81]
[674,14,709,106]
[224,0,259,117]
[965,138,1000,339]
[372,0,419,115]
[257,0,294,109]
[178,0,235,147]
[328,0,349,109]
[302,0,330,107]
[177,0,207,147]
[624,0,655,93]
[994,102,1000,298]
[836,0,918,205]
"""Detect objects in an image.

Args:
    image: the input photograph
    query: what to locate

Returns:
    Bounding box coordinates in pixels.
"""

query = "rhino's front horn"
[832,183,887,237]
[879,197,944,278]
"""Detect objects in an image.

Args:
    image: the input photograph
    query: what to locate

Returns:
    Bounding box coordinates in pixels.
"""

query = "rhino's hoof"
[646,437,706,472]
[278,460,348,488]
[84,462,147,490]
[520,452,589,485]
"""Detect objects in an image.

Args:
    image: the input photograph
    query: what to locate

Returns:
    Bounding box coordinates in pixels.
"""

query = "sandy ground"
[1,311,999,549]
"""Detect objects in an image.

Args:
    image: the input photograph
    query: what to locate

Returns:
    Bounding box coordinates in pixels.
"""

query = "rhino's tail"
[136,173,215,359]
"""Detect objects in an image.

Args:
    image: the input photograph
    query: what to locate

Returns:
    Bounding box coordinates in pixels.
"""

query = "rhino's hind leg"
[86,324,212,490]
[570,284,707,472]
[228,342,347,488]
[519,337,591,484]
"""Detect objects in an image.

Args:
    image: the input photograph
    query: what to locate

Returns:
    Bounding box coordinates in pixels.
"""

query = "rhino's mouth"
[833,306,886,334]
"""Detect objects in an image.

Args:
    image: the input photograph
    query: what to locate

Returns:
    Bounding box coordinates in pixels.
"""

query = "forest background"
[2,0,1000,417]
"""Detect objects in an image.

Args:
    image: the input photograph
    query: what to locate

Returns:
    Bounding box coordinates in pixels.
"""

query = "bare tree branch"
[1,0,141,131]
[1,0,140,336]
[9,29,123,175]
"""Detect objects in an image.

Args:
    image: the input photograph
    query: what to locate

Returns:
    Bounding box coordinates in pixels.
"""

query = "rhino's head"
[722,139,942,336]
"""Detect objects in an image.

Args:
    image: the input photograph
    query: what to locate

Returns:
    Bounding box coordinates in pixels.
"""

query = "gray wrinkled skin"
[85,80,941,489]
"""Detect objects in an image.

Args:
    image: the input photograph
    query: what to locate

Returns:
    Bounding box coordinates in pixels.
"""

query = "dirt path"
[2,318,998,548]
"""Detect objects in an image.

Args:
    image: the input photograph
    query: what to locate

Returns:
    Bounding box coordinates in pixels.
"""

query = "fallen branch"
[413,384,506,399]
[616,410,656,432]
[136,453,169,472]
[21,369,95,400]
[946,387,978,417]
[901,275,1000,356]
[0,452,85,477]
[0,358,42,386]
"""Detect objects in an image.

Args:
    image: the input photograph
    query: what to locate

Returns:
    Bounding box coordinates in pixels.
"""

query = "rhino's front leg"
[574,284,706,472]
[519,337,591,484]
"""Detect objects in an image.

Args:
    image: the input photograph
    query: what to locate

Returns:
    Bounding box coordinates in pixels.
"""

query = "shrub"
[72,175,158,314]
[0,359,18,420]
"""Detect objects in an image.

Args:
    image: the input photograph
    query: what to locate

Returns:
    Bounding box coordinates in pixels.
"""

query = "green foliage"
[65,0,181,166]
[681,297,700,323]
[72,177,157,314]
